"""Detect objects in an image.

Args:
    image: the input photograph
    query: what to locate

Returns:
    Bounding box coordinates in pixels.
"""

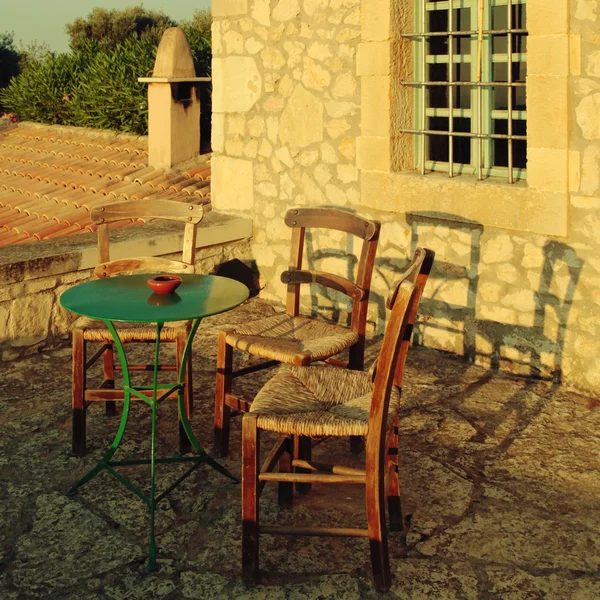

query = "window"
[400,0,527,182]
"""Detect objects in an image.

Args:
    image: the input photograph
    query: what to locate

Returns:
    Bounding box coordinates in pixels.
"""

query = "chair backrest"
[366,247,434,461]
[90,199,206,278]
[280,207,381,347]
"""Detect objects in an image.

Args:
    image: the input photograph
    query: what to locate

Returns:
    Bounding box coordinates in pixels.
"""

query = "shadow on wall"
[304,227,357,328]
[404,212,583,383]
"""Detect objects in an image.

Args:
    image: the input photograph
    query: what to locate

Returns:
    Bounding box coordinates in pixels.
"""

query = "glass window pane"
[513,62,526,109]
[428,10,447,55]
[453,8,471,54]
[454,64,472,108]
[453,117,471,164]
[428,64,448,108]
[493,119,527,169]
[493,63,508,110]
[428,117,449,162]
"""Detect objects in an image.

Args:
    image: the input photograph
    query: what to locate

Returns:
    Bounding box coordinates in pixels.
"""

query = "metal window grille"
[400,0,527,183]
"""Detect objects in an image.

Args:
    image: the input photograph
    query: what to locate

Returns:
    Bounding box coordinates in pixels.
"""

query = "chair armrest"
[280,269,366,302]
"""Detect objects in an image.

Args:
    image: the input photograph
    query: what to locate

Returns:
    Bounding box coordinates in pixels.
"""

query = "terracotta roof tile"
[0,123,211,247]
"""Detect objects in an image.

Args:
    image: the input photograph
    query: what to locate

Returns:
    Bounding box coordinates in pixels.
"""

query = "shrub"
[0,49,89,125]
[70,37,157,134]
[0,8,212,135]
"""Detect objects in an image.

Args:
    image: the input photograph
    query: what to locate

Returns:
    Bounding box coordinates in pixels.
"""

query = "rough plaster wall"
[212,0,600,396]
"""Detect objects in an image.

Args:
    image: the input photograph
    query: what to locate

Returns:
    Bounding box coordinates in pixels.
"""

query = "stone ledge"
[0,212,253,286]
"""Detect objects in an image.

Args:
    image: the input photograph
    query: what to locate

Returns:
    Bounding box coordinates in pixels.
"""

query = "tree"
[0,32,21,109]
[66,5,176,51]
[180,9,212,39]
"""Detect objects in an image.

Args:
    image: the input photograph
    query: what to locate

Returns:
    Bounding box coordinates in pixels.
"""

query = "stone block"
[528,35,568,76]
[279,84,324,147]
[482,236,515,265]
[211,156,254,211]
[528,0,568,35]
[8,293,53,347]
[527,148,568,193]
[576,93,600,140]
[361,76,390,137]
[338,137,355,160]
[212,57,262,113]
[569,150,581,193]
[361,0,390,41]
[273,0,300,21]
[570,34,581,76]
[581,145,600,196]
[212,113,225,153]
[252,0,271,25]
[357,42,390,75]
[213,0,249,16]
[332,72,357,99]
[526,77,568,149]
[356,136,390,172]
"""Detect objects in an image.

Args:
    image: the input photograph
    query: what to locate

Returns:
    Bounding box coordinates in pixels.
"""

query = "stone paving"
[1,297,599,599]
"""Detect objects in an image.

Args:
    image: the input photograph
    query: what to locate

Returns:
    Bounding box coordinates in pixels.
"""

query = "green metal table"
[60,273,249,570]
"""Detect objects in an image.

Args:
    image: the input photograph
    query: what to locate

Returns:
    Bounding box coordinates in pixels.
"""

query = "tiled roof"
[0,123,211,248]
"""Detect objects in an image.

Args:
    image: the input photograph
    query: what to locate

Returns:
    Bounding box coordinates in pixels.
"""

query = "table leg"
[177,319,238,482]
[67,318,237,573]
[67,320,132,495]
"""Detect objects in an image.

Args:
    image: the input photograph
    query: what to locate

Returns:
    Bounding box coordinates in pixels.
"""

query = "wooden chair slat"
[94,257,194,278]
[284,207,379,240]
[90,198,205,224]
[280,269,365,301]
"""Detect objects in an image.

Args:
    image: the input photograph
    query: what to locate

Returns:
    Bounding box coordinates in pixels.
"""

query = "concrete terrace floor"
[1,297,599,600]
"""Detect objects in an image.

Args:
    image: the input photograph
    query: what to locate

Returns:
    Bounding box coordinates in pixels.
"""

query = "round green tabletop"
[60,273,249,323]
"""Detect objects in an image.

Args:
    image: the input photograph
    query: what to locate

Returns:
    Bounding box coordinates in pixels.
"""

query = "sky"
[2,0,211,53]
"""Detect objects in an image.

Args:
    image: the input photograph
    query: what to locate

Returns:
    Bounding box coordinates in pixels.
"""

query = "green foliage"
[0,32,22,110]
[180,9,212,39]
[70,37,156,133]
[66,5,176,51]
[0,7,212,135]
[0,49,88,124]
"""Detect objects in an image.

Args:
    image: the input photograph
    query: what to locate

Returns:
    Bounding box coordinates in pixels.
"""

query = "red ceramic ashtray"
[147,275,182,295]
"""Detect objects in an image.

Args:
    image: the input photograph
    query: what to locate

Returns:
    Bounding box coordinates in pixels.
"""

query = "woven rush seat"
[226,314,359,365]
[77,318,187,342]
[249,365,400,437]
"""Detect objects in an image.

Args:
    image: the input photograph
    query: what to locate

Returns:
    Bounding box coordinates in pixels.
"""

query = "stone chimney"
[139,27,209,170]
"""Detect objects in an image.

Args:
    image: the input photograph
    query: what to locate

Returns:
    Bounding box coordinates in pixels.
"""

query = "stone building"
[210,0,600,395]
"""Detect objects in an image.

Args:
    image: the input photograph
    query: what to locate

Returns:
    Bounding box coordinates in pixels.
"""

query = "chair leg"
[103,344,116,417]
[72,329,87,457]
[386,421,403,532]
[294,435,312,494]
[242,415,260,586]
[176,329,192,454]
[278,436,294,508]
[214,331,233,457]
[348,344,365,454]
[366,463,391,591]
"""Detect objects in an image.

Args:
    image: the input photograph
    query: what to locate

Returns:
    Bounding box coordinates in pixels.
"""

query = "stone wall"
[0,216,253,359]
[211,0,600,396]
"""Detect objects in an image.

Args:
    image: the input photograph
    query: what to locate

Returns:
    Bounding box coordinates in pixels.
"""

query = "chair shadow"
[476,240,583,384]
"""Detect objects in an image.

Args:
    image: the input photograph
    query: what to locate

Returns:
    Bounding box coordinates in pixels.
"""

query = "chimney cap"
[152,27,196,79]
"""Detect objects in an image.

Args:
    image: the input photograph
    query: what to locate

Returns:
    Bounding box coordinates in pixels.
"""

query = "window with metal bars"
[400,0,527,183]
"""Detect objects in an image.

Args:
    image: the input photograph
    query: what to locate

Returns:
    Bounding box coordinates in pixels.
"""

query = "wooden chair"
[241,248,434,591]
[214,207,381,458]
[71,198,206,456]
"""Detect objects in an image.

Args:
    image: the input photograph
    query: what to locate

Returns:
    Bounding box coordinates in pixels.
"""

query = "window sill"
[360,169,567,236]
